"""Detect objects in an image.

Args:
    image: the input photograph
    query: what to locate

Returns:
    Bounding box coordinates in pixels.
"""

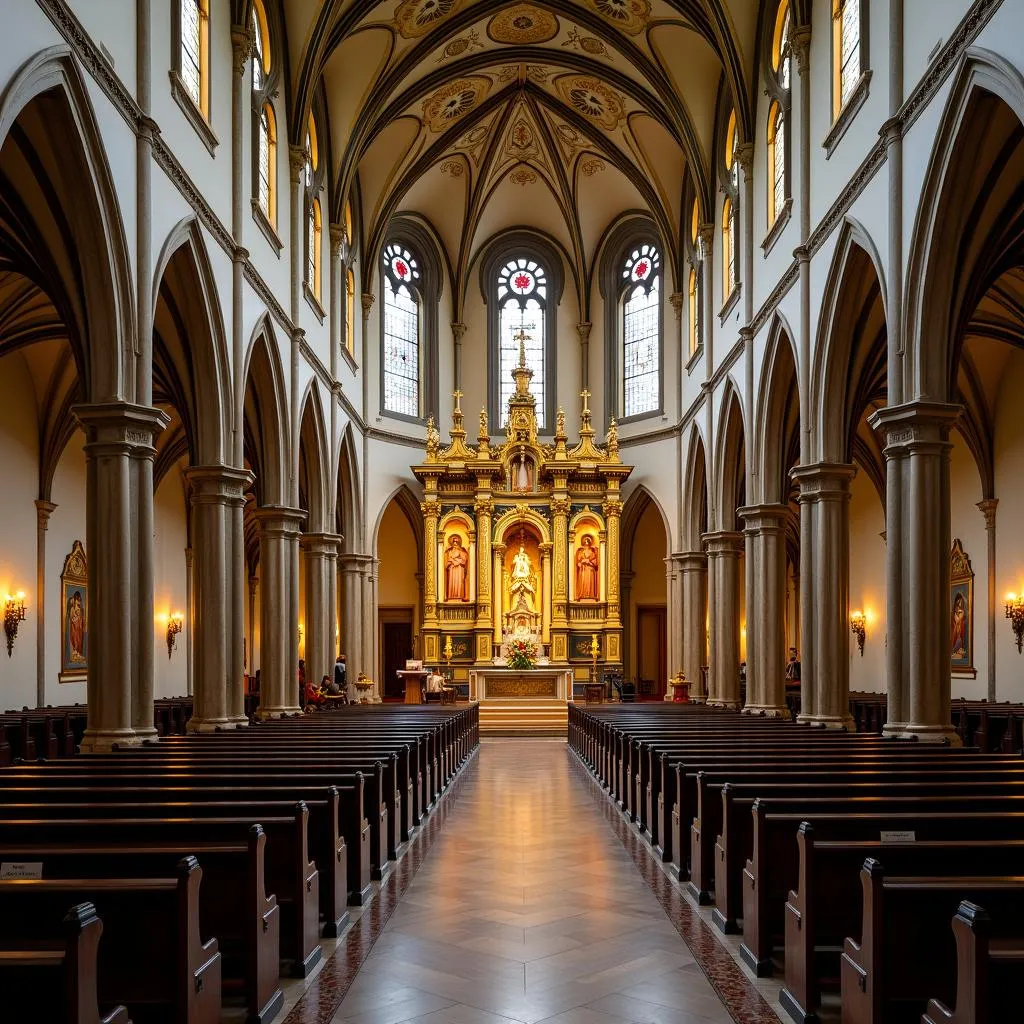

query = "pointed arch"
[152,217,231,467]
[298,381,330,534]
[811,218,888,463]
[372,484,424,566]
[242,314,289,507]
[621,485,671,572]
[682,423,710,552]
[0,46,134,400]
[335,422,362,553]
[905,48,1024,400]
[714,381,747,530]
[755,313,801,504]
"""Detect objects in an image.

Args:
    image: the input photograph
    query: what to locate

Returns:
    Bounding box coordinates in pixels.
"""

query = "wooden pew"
[0,901,131,1024]
[921,901,1024,1024]
[0,856,221,1024]
[779,829,1024,1022]
[840,862,1024,1024]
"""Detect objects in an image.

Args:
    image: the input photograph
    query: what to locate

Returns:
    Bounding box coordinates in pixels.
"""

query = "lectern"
[396,661,428,704]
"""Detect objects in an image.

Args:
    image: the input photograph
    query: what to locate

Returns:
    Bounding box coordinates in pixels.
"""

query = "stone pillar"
[665,555,682,681]
[186,467,251,731]
[302,533,339,693]
[338,554,364,683]
[247,575,257,677]
[871,402,961,742]
[363,558,380,701]
[540,542,553,646]
[680,552,708,702]
[34,500,57,709]
[228,493,249,726]
[254,507,304,717]
[698,225,715,370]
[576,321,592,392]
[739,505,790,717]
[75,403,166,752]
[978,499,998,702]
[451,322,467,390]
[184,546,194,697]
[704,532,743,708]
[793,464,856,729]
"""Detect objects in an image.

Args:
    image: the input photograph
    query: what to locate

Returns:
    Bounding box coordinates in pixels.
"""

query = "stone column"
[338,554,365,682]
[704,532,743,708]
[665,555,682,681]
[576,322,592,392]
[870,402,961,742]
[326,537,339,663]
[492,543,505,644]
[184,546,194,697]
[739,505,790,717]
[34,500,57,709]
[680,552,708,702]
[698,225,715,370]
[978,499,998,702]
[228,491,249,726]
[254,507,304,717]
[451,322,467,391]
[186,466,251,731]
[363,558,381,700]
[247,575,257,677]
[540,542,553,646]
[793,464,856,729]
[75,403,167,752]
[302,533,339,693]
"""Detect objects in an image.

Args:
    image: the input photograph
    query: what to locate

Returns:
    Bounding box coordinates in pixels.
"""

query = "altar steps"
[478,698,568,736]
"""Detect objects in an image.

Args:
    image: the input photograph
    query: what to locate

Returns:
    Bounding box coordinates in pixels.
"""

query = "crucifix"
[452,388,464,412]
[580,388,592,415]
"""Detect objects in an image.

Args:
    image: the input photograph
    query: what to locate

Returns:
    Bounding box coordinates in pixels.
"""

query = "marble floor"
[314,739,777,1024]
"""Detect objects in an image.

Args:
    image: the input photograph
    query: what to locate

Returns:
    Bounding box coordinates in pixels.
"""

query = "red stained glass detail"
[395,259,409,279]
[635,260,649,278]
[513,272,531,291]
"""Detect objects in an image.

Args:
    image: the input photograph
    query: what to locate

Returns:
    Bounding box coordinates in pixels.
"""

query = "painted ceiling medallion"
[509,166,538,187]
[506,117,540,159]
[437,29,483,62]
[556,75,627,130]
[580,156,606,176]
[394,0,467,39]
[563,26,613,59]
[487,5,559,45]
[441,158,465,177]
[497,63,551,84]
[423,76,492,133]
[584,0,651,35]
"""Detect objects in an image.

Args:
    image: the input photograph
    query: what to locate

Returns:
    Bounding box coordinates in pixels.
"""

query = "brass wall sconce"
[165,611,183,658]
[1005,594,1024,653]
[850,610,866,656]
[4,592,26,657]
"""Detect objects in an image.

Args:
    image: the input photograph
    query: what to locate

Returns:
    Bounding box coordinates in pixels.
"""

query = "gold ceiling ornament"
[554,122,586,161]
[510,166,538,186]
[556,75,627,131]
[584,0,652,35]
[580,156,606,176]
[423,76,492,133]
[562,25,614,58]
[488,4,560,45]
[454,121,493,165]
[436,28,483,62]
[394,0,467,39]
[497,63,551,85]
[505,116,540,160]
[441,157,465,177]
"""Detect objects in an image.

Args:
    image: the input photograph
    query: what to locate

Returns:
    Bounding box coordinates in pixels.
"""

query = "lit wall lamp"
[4,592,26,657]
[1005,593,1024,653]
[850,610,866,656]
[165,611,184,659]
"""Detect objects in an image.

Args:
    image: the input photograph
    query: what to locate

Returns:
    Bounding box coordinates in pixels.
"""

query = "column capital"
[288,145,307,183]
[669,292,684,320]
[698,223,715,253]
[329,222,346,258]
[792,26,811,75]
[576,321,593,343]
[677,550,708,572]
[791,462,856,501]
[361,292,375,322]
[869,400,961,454]
[451,321,468,341]
[231,24,254,76]
[735,142,754,174]
[737,503,790,532]
[339,551,375,572]
[253,505,306,537]
[34,499,57,529]
[185,465,254,506]
[301,532,343,555]
[73,402,169,455]
[702,530,745,555]
[977,498,998,530]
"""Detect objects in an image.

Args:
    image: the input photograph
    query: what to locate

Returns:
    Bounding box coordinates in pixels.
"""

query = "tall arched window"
[832,0,864,119]
[496,258,549,428]
[688,267,699,357]
[620,245,661,418]
[251,0,277,229]
[767,102,785,225]
[687,198,702,357]
[382,242,422,419]
[180,0,210,119]
[304,115,325,303]
[721,109,739,303]
[346,268,356,356]
[765,0,792,230]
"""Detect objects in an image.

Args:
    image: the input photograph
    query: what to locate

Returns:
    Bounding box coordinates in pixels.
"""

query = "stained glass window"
[251,0,268,91]
[688,266,700,356]
[181,0,207,115]
[768,102,785,225]
[621,245,661,417]
[258,104,275,223]
[722,197,735,299]
[834,0,861,115]
[308,198,322,300]
[383,243,421,418]
[497,258,547,428]
[346,268,356,355]
[773,0,792,89]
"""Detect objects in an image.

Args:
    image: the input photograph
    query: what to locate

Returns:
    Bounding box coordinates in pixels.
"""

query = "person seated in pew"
[785,648,801,686]
[303,676,325,710]
[324,673,342,696]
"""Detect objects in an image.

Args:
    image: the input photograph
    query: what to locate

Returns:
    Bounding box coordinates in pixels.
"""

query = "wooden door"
[637,606,667,698]
[382,619,413,699]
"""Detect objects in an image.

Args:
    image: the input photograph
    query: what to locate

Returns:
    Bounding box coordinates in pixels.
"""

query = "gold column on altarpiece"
[421,495,440,630]
[474,494,493,659]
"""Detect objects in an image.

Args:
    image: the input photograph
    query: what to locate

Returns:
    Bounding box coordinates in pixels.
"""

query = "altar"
[411,332,633,727]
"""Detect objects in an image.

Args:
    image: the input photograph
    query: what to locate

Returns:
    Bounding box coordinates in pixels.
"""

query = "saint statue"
[444,535,469,602]
[508,544,536,611]
[575,535,600,600]
[513,453,533,492]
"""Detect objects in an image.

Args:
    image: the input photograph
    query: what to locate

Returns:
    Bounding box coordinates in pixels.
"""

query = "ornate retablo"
[413,332,632,681]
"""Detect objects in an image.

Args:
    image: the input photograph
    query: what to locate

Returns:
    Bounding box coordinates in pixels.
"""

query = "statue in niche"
[575,535,600,600]
[508,544,537,612]
[512,453,533,492]
[444,534,470,602]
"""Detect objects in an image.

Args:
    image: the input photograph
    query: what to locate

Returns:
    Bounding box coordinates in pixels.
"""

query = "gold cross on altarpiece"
[580,388,592,415]
[452,389,463,411]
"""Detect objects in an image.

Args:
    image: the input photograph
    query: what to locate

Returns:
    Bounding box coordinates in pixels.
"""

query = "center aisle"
[330,738,740,1024]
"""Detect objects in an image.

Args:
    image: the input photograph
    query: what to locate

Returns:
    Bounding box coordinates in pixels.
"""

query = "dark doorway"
[637,605,667,698]
[382,618,414,699]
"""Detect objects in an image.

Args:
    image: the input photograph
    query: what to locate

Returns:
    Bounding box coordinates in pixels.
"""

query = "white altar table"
[468,667,573,702]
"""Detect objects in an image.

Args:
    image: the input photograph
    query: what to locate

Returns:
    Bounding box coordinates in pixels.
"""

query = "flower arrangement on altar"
[506,637,537,670]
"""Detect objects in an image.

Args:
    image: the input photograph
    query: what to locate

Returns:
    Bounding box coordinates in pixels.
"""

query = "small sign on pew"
[880,830,916,844]
[1,862,43,879]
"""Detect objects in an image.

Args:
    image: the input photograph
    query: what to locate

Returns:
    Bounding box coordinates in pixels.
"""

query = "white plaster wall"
[847,468,886,693]
[152,467,189,698]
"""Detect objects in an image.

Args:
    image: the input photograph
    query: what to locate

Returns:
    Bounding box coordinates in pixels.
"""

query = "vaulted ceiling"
[273,0,782,311]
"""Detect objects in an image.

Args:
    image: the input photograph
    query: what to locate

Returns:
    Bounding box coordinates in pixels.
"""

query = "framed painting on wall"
[950,538,975,678]
[59,540,88,683]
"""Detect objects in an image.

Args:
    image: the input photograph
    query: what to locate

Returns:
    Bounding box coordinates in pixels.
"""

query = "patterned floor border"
[568,748,782,1024]
[282,749,479,1024]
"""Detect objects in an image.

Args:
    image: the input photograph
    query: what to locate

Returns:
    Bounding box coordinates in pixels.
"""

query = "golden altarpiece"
[412,342,632,700]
